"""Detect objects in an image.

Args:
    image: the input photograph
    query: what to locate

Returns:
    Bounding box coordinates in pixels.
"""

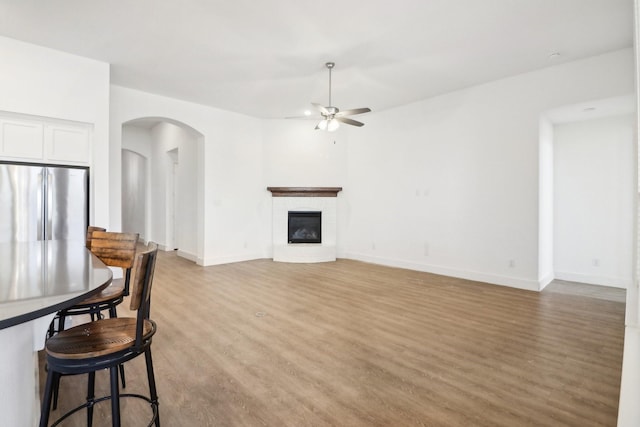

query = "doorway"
[121,118,203,262]
[538,95,635,290]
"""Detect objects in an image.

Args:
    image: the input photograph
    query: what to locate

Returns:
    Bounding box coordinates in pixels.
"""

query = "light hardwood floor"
[40,251,626,426]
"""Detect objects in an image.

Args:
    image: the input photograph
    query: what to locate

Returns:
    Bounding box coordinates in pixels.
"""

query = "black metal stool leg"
[87,371,96,427]
[39,370,56,427]
[110,365,121,427]
[50,312,66,411]
[106,305,127,389]
[52,368,60,410]
[145,348,160,426]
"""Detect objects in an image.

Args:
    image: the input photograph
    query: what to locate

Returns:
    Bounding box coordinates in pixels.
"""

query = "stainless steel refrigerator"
[0,162,89,243]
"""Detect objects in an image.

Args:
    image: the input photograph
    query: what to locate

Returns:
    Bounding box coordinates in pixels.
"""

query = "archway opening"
[121,117,204,263]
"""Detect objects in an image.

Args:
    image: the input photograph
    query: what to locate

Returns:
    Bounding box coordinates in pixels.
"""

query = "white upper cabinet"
[0,118,44,160]
[0,113,91,165]
[45,124,91,164]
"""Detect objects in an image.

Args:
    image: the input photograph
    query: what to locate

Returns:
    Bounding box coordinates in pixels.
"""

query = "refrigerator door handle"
[37,168,45,241]
[44,168,52,240]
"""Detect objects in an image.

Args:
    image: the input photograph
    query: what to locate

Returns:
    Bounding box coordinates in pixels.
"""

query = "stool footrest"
[50,393,159,427]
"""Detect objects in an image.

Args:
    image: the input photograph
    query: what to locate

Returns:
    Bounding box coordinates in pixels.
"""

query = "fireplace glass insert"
[288,211,321,244]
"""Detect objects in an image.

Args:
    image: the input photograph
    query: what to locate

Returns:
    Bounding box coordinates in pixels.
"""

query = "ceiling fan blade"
[335,117,365,127]
[335,107,371,117]
[311,102,329,115]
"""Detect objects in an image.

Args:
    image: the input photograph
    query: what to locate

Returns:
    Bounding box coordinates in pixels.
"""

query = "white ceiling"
[0,0,633,119]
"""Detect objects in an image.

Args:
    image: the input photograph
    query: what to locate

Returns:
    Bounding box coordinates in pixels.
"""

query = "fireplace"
[288,211,321,243]
[267,187,342,263]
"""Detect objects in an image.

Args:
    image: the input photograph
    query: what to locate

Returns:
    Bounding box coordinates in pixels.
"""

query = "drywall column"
[538,115,554,289]
[616,2,640,425]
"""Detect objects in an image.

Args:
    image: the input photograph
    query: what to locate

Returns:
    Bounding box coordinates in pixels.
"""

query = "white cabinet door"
[0,118,44,160]
[45,124,91,164]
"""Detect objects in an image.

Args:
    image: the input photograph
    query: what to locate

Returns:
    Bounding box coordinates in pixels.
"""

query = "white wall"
[262,119,348,186]
[538,115,554,288]
[341,48,634,290]
[554,115,634,288]
[0,36,110,226]
[110,85,266,265]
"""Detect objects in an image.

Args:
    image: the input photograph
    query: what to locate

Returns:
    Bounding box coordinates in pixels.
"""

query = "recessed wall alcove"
[267,187,342,263]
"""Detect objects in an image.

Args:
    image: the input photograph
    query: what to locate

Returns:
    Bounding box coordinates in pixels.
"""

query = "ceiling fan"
[308,62,371,132]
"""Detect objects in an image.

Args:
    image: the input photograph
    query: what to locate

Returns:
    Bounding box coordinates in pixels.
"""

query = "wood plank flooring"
[39,251,626,426]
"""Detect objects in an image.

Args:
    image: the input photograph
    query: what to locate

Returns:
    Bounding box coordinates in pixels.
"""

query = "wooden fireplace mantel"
[267,187,343,197]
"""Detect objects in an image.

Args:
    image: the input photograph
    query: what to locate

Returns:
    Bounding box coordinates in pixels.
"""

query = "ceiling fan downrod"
[326,62,334,107]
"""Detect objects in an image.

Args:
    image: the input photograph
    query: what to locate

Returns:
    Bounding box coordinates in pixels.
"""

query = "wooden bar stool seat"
[46,317,155,359]
[40,243,160,427]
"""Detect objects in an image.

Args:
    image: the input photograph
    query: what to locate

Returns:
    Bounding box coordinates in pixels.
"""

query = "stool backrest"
[129,242,159,347]
[130,242,158,312]
[86,226,107,249]
[90,231,139,294]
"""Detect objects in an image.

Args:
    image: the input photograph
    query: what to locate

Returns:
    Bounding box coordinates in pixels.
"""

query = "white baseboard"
[344,252,540,291]
[176,249,198,263]
[192,249,633,293]
[554,271,629,289]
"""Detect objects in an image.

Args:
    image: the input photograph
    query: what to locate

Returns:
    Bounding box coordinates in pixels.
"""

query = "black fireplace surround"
[288,211,321,244]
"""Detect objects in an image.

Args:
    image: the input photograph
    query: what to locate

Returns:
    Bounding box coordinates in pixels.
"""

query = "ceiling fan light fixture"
[307,62,370,131]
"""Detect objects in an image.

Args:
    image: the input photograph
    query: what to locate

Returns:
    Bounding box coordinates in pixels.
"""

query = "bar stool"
[40,243,160,427]
[51,230,139,409]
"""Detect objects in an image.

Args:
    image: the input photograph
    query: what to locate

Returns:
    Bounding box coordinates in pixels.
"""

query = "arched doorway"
[121,117,204,262]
